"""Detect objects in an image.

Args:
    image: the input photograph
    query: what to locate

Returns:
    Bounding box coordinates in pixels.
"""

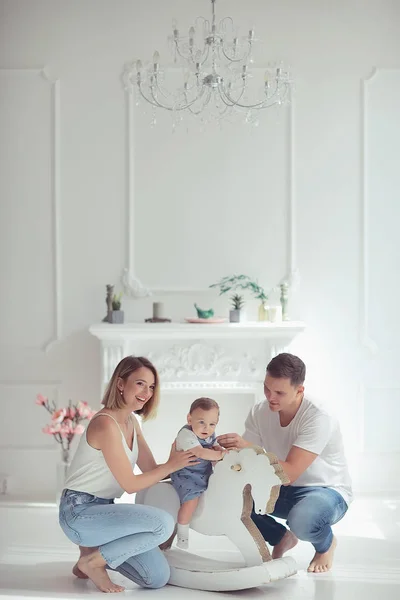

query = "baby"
[171,397,226,549]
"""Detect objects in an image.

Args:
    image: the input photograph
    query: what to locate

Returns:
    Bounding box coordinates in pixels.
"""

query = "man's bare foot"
[272,530,298,559]
[72,546,92,579]
[307,536,337,573]
[77,551,125,593]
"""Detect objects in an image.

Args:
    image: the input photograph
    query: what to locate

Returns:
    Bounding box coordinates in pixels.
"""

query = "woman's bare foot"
[72,546,91,579]
[72,563,89,579]
[272,530,298,559]
[307,536,337,573]
[77,550,125,593]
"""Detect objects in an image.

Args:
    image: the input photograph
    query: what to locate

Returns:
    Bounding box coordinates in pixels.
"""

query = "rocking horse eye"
[231,464,242,472]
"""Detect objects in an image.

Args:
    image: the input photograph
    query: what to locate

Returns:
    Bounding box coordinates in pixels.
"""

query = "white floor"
[0,495,399,599]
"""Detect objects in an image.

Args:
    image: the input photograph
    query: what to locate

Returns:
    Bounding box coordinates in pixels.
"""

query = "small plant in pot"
[110,292,124,324]
[230,294,245,323]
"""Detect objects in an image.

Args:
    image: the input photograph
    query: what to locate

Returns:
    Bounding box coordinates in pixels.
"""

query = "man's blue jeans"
[59,489,175,588]
[251,486,348,553]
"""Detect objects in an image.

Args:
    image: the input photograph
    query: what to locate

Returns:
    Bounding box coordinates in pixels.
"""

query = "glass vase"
[258,302,269,321]
[56,447,71,504]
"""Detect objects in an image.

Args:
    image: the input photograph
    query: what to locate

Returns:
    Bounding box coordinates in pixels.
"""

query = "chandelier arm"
[218,83,246,107]
[220,85,289,109]
[220,41,252,63]
[174,41,196,63]
[184,87,211,115]
[174,40,209,66]
[151,75,189,102]
[217,73,290,109]
[137,82,202,112]
[151,76,212,112]
[137,85,170,109]
[150,72,207,107]
[199,43,211,66]
[218,77,284,109]
[195,16,210,33]
[151,84,200,111]
[218,16,234,32]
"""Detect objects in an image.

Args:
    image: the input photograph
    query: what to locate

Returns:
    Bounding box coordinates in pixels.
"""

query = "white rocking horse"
[136,447,297,591]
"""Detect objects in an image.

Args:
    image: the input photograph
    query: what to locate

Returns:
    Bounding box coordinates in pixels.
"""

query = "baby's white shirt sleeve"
[175,428,201,451]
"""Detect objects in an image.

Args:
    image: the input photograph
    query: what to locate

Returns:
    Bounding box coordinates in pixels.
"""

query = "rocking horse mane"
[251,446,290,513]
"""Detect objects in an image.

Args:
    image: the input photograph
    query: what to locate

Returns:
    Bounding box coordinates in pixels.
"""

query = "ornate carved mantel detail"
[148,343,260,380]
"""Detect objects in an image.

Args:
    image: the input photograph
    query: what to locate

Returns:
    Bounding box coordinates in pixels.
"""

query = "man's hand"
[216,433,251,450]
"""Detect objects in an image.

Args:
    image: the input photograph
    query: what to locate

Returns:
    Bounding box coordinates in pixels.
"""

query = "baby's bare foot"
[272,530,298,559]
[308,536,337,573]
[77,552,125,593]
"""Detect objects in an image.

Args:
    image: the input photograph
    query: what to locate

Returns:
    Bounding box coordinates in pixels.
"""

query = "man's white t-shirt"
[243,397,353,505]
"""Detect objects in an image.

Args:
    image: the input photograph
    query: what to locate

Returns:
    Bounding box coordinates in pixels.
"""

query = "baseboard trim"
[1,545,77,562]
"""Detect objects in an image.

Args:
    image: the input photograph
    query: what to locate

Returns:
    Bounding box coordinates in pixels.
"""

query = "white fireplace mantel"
[89,321,306,392]
[89,321,305,463]
[89,321,305,341]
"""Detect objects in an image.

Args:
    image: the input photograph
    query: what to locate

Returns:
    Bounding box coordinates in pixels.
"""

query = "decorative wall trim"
[121,67,297,296]
[0,68,62,351]
[3,545,76,560]
[0,445,59,452]
[287,100,298,288]
[42,68,62,352]
[360,67,400,354]
[360,67,378,353]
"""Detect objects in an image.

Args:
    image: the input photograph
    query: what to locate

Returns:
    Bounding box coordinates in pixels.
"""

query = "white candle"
[268,306,282,323]
[153,302,164,319]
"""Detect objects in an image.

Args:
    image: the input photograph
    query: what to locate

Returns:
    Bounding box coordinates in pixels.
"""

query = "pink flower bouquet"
[36,394,96,455]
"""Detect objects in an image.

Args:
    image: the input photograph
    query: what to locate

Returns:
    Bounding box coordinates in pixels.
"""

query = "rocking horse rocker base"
[136,448,297,591]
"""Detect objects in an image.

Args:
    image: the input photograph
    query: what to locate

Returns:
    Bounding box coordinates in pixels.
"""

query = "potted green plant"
[229,294,245,323]
[110,292,124,324]
[210,274,271,321]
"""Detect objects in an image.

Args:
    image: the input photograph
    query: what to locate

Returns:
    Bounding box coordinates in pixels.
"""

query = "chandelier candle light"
[127,0,291,126]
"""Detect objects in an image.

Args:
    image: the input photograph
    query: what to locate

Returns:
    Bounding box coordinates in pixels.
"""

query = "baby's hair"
[189,397,220,414]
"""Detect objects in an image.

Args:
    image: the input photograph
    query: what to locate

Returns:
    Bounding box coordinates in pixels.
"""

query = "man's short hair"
[266,353,306,387]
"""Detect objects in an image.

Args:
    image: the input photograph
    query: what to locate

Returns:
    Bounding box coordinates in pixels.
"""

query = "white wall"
[0,0,399,497]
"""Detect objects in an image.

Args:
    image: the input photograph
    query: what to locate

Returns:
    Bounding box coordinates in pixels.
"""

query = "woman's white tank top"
[64,413,139,499]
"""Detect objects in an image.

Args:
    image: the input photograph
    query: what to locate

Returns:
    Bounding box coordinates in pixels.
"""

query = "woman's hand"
[166,442,199,473]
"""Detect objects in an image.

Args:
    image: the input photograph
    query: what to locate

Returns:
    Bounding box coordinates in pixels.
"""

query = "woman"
[59,355,197,593]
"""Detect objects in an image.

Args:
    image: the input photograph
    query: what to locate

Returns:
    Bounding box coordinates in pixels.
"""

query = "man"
[217,353,352,573]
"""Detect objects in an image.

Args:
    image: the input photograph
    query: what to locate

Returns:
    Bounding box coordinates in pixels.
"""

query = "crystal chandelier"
[125,0,292,126]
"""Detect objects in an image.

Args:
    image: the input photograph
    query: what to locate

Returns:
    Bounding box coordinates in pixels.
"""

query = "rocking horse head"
[192,447,289,537]
[214,447,286,513]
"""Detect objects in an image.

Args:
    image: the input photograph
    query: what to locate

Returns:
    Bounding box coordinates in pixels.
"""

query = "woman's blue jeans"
[251,485,348,553]
[59,489,175,588]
